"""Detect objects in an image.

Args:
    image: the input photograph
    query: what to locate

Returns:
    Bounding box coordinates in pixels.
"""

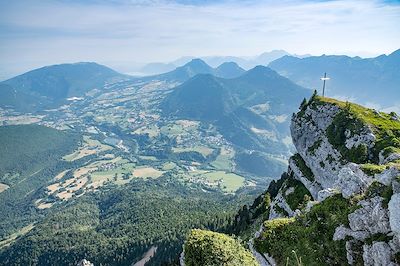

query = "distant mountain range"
[139,59,246,82]
[0,62,126,112]
[2,49,399,115]
[268,49,400,110]
[161,65,311,155]
[139,50,311,75]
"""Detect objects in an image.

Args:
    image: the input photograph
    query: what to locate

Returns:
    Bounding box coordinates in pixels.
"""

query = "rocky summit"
[182,94,400,266]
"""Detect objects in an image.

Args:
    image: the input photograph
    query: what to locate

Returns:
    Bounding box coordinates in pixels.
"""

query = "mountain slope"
[161,66,311,154]
[181,95,400,265]
[0,125,81,238]
[215,62,246,79]
[0,84,43,112]
[161,74,229,121]
[1,62,126,111]
[268,49,400,108]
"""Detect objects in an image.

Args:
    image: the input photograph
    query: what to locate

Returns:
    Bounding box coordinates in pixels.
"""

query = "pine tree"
[300,98,307,110]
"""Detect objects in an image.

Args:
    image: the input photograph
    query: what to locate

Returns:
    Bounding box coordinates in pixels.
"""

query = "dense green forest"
[0,125,81,238]
[0,124,81,177]
[0,176,256,265]
[0,124,264,266]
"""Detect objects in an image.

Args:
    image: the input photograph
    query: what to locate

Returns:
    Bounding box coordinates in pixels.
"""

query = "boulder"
[349,196,391,235]
[389,193,400,235]
[362,242,396,266]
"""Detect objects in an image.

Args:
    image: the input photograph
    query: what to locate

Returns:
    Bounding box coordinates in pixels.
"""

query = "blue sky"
[0,0,399,78]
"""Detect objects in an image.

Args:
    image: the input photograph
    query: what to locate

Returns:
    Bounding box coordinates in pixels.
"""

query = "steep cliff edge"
[253,95,400,265]
[182,94,400,265]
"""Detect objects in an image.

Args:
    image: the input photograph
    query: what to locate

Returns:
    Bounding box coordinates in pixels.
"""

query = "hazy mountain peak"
[173,58,214,77]
[183,58,211,69]
[241,65,277,78]
[257,50,290,63]
[216,61,240,68]
[389,48,400,57]
[1,62,124,111]
[215,62,245,79]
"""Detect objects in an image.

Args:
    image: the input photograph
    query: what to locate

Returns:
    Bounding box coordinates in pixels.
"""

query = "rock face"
[290,101,373,198]
[389,193,400,235]
[288,157,322,200]
[336,164,371,198]
[77,259,94,266]
[344,126,376,150]
[349,197,391,234]
[252,96,400,266]
[377,167,400,186]
[268,190,294,219]
[290,103,343,191]
[363,242,396,266]
[380,150,400,165]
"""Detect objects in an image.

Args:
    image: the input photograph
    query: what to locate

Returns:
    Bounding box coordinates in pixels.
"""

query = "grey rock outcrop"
[248,225,276,266]
[345,240,357,265]
[179,250,185,266]
[376,167,400,186]
[257,98,400,266]
[333,225,369,241]
[335,164,371,198]
[345,127,375,150]
[269,190,294,219]
[317,188,338,202]
[288,158,321,200]
[362,242,396,266]
[379,150,400,165]
[389,193,400,235]
[349,197,391,235]
[291,102,373,199]
[333,197,391,243]
[77,259,94,266]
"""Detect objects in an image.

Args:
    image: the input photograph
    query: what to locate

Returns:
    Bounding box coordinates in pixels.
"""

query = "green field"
[173,145,214,156]
[162,162,177,171]
[203,171,245,193]
[160,124,185,135]
[92,163,136,179]
[132,167,164,179]
[133,125,160,138]
[139,155,158,161]
[211,148,235,170]
[63,136,112,161]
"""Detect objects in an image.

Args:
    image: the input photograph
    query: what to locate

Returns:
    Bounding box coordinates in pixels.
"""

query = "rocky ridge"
[253,95,400,265]
[181,95,400,265]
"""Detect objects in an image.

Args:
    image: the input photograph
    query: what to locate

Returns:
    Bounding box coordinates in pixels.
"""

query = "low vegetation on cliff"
[183,229,258,266]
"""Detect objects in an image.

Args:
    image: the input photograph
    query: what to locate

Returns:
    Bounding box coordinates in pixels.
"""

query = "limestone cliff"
[253,95,400,265]
[182,95,400,266]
